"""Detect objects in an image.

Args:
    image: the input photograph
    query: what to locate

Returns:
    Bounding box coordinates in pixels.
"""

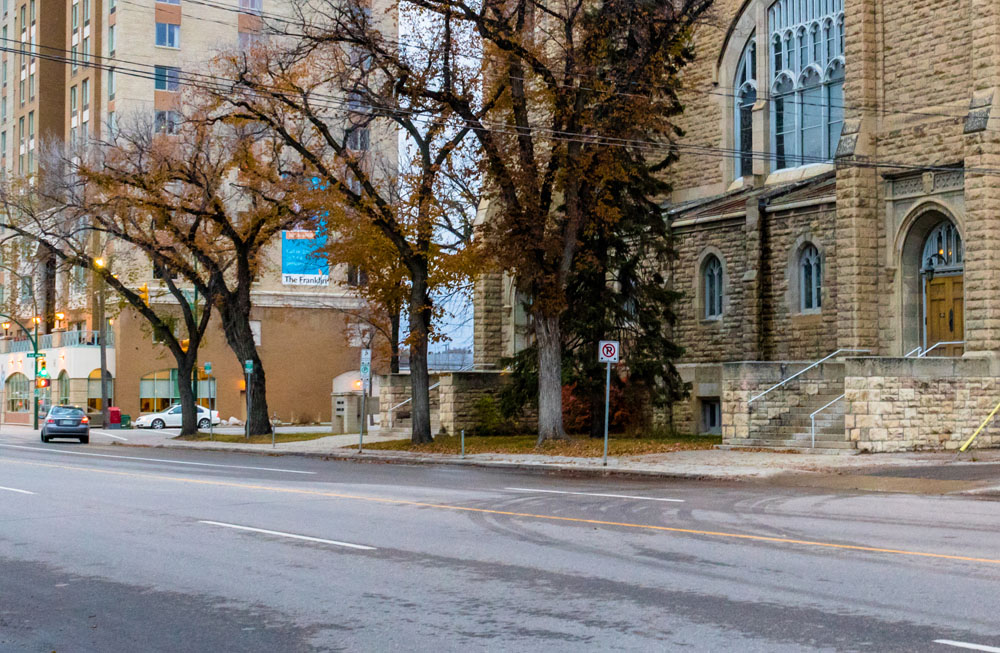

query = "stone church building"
[476,0,1000,452]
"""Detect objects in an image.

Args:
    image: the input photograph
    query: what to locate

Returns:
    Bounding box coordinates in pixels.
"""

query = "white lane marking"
[0,485,34,495]
[935,640,1000,652]
[199,521,376,550]
[92,430,129,441]
[0,444,316,475]
[505,487,684,503]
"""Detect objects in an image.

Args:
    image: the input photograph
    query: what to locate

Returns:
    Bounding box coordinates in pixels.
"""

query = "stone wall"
[377,373,440,429]
[760,203,839,360]
[722,361,846,442]
[437,371,536,436]
[845,357,1000,452]
[672,217,749,363]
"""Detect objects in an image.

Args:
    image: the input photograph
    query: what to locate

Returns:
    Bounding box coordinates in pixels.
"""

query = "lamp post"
[94,257,110,428]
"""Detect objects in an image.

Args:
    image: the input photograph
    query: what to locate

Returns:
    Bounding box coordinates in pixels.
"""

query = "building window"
[71,0,78,30]
[347,127,369,151]
[702,255,724,319]
[238,31,264,50]
[346,264,368,287]
[140,369,179,413]
[70,84,77,113]
[19,275,30,302]
[71,44,79,72]
[767,0,845,172]
[799,244,822,312]
[108,24,115,55]
[82,36,90,64]
[155,22,180,48]
[159,0,180,4]
[108,68,115,99]
[154,110,180,134]
[81,78,89,108]
[154,65,180,91]
[108,111,117,137]
[82,0,89,24]
[5,372,29,412]
[239,0,261,13]
[87,368,113,412]
[734,37,756,177]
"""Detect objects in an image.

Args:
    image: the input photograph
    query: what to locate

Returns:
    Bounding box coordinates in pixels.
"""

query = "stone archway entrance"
[900,212,965,356]
[920,220,964,356]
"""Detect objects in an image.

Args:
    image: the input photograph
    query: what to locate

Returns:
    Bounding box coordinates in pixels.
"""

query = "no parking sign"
[598,340,620,364]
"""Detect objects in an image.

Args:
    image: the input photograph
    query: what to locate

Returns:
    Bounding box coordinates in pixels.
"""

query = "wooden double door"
[925,275,964,356]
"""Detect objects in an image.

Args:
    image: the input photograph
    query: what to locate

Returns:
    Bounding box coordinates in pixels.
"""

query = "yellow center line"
[5,456,1000,565]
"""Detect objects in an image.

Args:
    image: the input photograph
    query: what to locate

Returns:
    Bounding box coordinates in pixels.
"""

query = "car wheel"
[152,419,165,430]
[198,418,210,429]
[79,435,89,444]
[40,430,48,443]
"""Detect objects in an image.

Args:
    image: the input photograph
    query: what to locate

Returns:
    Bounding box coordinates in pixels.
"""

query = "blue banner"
[281,230,330,286]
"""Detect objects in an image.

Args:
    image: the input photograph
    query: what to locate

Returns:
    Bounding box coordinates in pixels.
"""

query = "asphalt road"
[2,431,1000,652]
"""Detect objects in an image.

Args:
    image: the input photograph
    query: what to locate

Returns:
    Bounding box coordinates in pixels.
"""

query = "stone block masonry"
[845,357,1000,452]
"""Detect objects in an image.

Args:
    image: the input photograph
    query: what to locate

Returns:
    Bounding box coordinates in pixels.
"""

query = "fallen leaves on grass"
[361,433,720,457]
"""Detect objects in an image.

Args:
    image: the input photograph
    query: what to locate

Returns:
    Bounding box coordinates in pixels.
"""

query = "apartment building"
[0,0,385,426]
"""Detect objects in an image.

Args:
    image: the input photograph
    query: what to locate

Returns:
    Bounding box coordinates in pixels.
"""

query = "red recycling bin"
[108,407,122,426]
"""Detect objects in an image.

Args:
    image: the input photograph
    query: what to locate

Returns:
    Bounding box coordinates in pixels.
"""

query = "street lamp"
[93,255,111,428]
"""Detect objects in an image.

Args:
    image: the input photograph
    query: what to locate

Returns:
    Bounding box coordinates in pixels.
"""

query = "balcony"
[0,330,114,354]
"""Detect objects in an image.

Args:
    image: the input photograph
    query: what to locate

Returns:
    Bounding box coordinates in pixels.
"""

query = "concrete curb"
[112,441,756,482]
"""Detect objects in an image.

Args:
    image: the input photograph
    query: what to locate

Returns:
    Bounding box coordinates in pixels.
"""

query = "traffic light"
[138,283,149,306]
[36,359,49,389]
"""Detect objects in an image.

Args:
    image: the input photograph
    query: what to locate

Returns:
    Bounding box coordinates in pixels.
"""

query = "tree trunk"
[535,313,567,443]
[216,296,271,436]
[390,305,400,374]
[176,353,199,436]
[408,274,432,443]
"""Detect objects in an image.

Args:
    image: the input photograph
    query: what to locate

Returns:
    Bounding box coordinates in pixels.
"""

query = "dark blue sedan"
[40,406,90,443]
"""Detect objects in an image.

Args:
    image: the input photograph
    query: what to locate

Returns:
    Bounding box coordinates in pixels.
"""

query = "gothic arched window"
[767,0,845,171]
[703,255,724,319]
[799,244,822,312]
[734,37,757,177]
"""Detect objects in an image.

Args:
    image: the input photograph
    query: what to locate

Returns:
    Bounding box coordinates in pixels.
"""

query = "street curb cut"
[112,441,749,482]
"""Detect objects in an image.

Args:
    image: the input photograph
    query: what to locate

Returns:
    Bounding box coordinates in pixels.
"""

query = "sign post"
[598,340,620,467]
[244,359,253,441]
[359,348,371,452]
[204,362,213,441]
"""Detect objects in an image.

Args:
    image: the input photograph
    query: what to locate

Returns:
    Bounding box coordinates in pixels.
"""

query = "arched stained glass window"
[703,255,724,319]
[921,221,963,274]
[799,244,822,312]
[734,36,757,177]
[767,0,845,171]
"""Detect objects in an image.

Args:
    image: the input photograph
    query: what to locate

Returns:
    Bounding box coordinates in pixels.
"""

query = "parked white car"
[134,404,221,429]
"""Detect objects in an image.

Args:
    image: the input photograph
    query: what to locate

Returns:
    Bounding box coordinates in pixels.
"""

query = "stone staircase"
[721,365,858,454]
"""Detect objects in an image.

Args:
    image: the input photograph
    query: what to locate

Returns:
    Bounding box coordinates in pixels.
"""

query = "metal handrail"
[905,346,924,358]
[810,393,846,448]
[748,349,870,405]
[385,363,475,427]
[917,341,964,357]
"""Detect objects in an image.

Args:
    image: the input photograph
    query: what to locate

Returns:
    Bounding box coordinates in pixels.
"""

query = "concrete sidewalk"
[103,427,1000,483]
[5,423,1000,487]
